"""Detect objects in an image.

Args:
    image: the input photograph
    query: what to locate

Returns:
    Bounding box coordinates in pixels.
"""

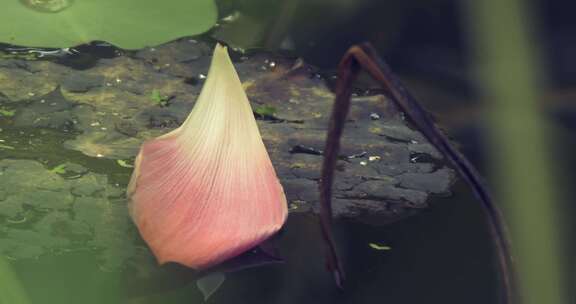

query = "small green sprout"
[150,89,169,107]
[50,164,67,174]
[116,159,134,168]
[253,105,277,117]
[0,108,15,117]
[368,242,392,251]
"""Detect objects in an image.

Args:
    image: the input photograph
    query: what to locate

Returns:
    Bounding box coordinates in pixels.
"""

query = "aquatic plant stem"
[319,43,515,303]
[464,1,567,304]
[318,50,360,288]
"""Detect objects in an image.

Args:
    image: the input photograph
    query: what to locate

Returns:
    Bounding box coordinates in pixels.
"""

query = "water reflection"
[20,0,74,13]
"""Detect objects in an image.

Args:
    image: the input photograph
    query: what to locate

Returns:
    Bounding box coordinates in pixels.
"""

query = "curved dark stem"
[318,51,361,289]
[319,43,516,303]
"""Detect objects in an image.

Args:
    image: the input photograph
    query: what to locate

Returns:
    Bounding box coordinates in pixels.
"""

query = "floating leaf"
[0,0,217,49]
[128,45,288,269]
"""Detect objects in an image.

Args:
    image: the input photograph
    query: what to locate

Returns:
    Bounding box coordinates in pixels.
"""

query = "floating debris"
[368,155,381,162]
[116,159,133,168]
[368,243,392,251]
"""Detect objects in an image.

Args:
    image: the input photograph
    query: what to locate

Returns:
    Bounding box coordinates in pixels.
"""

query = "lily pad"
[0,0,217,49]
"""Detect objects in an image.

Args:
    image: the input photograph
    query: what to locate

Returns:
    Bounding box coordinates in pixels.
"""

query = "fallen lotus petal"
[128,44,288,269]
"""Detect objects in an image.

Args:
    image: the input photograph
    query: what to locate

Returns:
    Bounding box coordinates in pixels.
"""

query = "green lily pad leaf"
[0,0,217,49]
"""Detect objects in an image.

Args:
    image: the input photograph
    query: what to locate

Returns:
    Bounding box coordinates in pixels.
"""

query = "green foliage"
[0,0,217,49]
[49,163,67,174]
[150,89,169,107]
[253,105,277,117]
[0,108,15,117]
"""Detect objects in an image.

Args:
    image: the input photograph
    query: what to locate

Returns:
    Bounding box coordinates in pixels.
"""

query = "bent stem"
[319,43,515,303]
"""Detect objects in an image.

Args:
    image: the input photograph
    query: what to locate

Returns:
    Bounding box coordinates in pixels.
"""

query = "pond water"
[8,183,501,304]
